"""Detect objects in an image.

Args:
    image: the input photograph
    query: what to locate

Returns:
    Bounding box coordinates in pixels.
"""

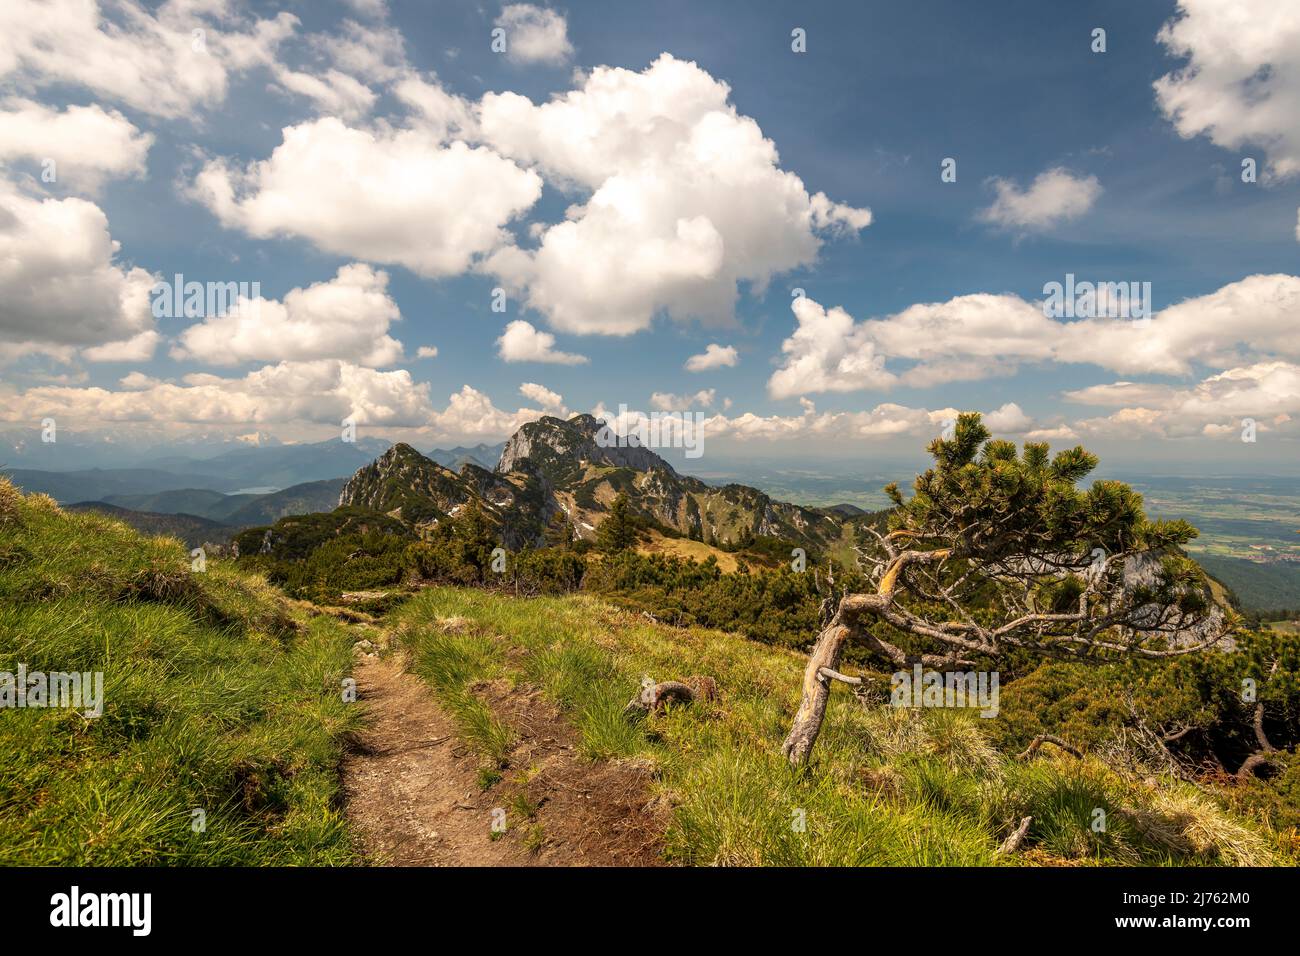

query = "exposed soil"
[342,646,666,866]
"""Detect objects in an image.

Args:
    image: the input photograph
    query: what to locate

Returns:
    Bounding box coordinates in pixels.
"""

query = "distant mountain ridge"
[62,479,349,548]
[334,414,855,553]
[64,502,234,550]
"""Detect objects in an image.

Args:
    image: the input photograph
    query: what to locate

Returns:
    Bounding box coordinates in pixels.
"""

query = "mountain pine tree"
[596,492,639,553]
[783,412,1235,766]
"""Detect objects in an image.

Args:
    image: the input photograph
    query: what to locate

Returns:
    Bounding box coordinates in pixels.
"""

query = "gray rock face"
[496,414,674,477]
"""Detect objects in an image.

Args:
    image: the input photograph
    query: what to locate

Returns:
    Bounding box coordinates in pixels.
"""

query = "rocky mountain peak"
[496,413,676,479]
[338,442,463,516]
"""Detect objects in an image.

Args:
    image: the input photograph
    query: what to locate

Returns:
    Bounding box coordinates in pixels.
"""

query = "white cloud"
[494,4,574,65]
[416,346,439,359]
[171,263,404,367]
[0,176,157,363]
[684,343,738,372]
[393,71,475,140]
[1063,381,1181,407]
[770,274,1300,396]
[83,331,161,363]
[701,399,953,443]
[650,389,715,411]
[428,384,555,440]
[496,320,588,364]
[1071,361,1300,440]
[0,0,298,119]
[119,371,160,390]
[983,402,1035,433]
[978,167,1102,232]
[518,381,564,409]
[478,54,871,335]
[342,0,388,17]
[768,296,896,399]
[1155,0,1300,180]
[0,99,152,192]
[315,19,407,83]
[271,67,376,121]
[191,118,541,277]
[2,360,434,428]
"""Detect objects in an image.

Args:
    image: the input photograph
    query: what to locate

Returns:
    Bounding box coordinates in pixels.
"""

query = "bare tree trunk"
[996,816,1032,856]
[781,612,853,767]
[1237,660,1279,781]
[781,549,954,768]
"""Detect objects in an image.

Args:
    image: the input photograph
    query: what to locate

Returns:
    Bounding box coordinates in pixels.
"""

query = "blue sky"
[1,0,1298,468]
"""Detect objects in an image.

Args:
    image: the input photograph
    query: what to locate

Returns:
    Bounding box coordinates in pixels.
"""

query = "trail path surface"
[342,645,665,867]
[342,652,530,866]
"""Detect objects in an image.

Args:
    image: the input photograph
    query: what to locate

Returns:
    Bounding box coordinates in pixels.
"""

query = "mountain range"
[334,413,856,554]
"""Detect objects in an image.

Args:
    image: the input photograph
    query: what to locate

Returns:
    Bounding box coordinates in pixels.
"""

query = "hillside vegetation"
[394,586,1295,865]
[0,479,359,865]
[6,443,1300,867]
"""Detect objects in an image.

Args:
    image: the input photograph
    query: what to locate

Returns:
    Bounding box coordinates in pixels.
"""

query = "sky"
[1,0,1299,470]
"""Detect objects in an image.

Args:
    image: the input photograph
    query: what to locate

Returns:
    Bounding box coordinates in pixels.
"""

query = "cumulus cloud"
[496,320,588,364]
[983,402,1035,433]
[271,67,376,121]
[191,118,541,277]
[315,18,408,83]
[768,296,896,399]
[342,0,388,17]
[1062,381,1182,407]
[978,167,1102,232]
[518,381,565,409]
[0,176,157,363]
[1155,0,1300,179]
[770,274,1300,396]
[428,383,557,440]
[393,71,476,140]
[478,54,871,334]
[1,360,435,428]
[171,263,405,367]
[684,343,738,372]
[494,4,574,65]
[650,389,715,411]
[189,54,867,336]
[1070,362,1300,440]
[0,0,298,119]
[0,99,152,192]
[699,398,955,443]
[416,346,439,359]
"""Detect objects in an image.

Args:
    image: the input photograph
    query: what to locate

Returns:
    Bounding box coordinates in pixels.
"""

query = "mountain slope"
[4,467,228,503]
[221,478,347,526]
[331,415,854,555]
[394,586,1285,866]
[425,442,505,472]
[495,414,851,552]
[0,478,359,865]
[101,488,252,518]
[65,502,234,549]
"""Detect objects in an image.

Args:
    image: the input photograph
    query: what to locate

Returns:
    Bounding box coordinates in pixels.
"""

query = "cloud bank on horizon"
[0,0,1298,455]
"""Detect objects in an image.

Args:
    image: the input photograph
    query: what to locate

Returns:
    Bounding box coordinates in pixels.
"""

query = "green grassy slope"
[1196,555,1300,612]
[394,587,1289,867]
[0,479,359,865]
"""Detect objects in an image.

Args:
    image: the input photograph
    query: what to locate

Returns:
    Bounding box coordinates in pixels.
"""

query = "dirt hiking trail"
[341,647,666,866]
